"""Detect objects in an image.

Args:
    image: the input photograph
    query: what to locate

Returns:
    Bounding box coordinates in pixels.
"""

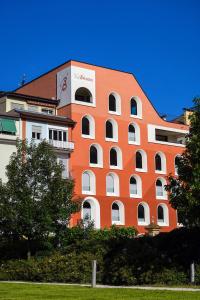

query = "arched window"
[82,170,96,195]
[156,179,163,196]
[111,201,124,224]
[112,202,120,222]
[89,144,103,167]
[75,87,92,103]
[129,175,142,198]
[128,124,136,142]
[82,117,90,135]
[175,155,180,175]
[106,173,114,193]
[157,204,169,226]
[82,172,90,192]
[108,93,121,115]
[138,204,145,222]
[83,201,91,221]
[110,148,117,166]
[155,154,162,171]
[138,202,150,225]
[130,97,142,118]
[106,172,119,196]
[155,152,166,173]
[105,119,118,141]
[136,152,142,169]
[106,120,113,139]
[90,146,98,164]
[128,122,140,145]
[130,176,137,195]
[135,150,147,172]
[109,94,116,112]
[157,205,164,222]
[82,197,100,228]
[109,147,122,169]
[131,98,137,115]
[156,178,167,199]
[81,115,95,139]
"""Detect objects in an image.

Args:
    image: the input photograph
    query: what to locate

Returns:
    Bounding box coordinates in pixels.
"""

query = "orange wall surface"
[17,60,188,233]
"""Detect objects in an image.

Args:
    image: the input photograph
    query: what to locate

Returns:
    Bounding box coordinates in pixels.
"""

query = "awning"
[0,119,17,133]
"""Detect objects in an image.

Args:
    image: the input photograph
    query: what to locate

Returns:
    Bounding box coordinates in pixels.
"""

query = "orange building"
[17,60,189,233]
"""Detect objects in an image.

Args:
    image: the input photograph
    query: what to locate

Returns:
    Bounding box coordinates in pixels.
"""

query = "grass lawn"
[0,283,200,300]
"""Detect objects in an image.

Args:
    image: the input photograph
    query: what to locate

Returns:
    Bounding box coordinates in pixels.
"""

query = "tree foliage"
[0,139,80,257]
[166,98,200,227]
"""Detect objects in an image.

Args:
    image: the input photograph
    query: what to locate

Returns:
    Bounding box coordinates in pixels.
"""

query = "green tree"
[166,98,200,227]
[0,139,80,258]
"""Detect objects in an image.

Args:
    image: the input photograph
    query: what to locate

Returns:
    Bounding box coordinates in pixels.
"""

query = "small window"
[112,203,120,222]
[83,201,91,221]
[10,102,25,111]
[28,105,39,112]
[109,94,116,112]
[75,87,92,103]
[110,148,117,166]
[106,120,113,139]
[90,146,98,164]
[136,152,142,169]
[158,205,164,222]
[108,93,121,115]
[82,172,91,192]
[41,108,53,115]
[157,204,169,226]
[131,98,137,115]
[135,150,147,172]
[155,154,162,171]
[32,125,42,140]
[128,124,136,142]
[58,157,68,178]
[82,117,90,135]
[138,204,145,222]
[130,176,137,195]
[156,179,163,197]
[106,174,114,194]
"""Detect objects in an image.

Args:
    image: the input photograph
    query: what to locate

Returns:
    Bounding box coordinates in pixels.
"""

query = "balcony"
[48,139,74,151]
[148,124,188,147]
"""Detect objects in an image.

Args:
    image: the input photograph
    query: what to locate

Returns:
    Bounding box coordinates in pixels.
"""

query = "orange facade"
[17,60,188,233]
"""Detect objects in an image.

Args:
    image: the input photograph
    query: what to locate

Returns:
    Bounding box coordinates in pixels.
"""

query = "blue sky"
[0,0,199,119]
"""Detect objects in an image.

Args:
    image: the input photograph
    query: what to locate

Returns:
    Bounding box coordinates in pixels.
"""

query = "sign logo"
[61,76,68,91]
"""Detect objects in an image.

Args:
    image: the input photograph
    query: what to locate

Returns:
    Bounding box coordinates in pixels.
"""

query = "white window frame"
[111,200,125,225]
[129,174,142,198]
[109,146,123,170]
[155,151,167,174]
[105,119,118,142]
[137,202,150,226]
[135,149,147,172]
[106,172,120,196]
[155,177,168,200]
[157,204,169,226]
[81,197,100,228]
[81,115,95,139]
[108,92,121,115]
[82,170,96,195]
[130,96,142,119]
[128,122,140,145]
[89,144,103,168]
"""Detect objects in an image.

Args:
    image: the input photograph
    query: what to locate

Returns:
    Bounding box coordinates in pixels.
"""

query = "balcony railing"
[48,139,74,151]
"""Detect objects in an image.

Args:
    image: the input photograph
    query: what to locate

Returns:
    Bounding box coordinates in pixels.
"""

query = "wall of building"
[17,60,189,233]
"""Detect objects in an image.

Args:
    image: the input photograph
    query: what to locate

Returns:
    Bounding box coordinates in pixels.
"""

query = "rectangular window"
[48,129,67,142]
[32,125,42,140]
[42,108,54,115]
[10,102,25,110]
[58,157,68,178]
[53,130,58,141]
[28,105,39,112]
